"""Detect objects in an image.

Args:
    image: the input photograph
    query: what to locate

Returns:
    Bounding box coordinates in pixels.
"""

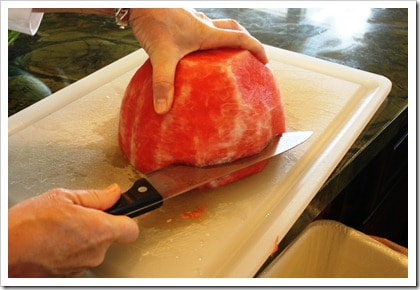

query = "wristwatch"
[115,8,129,29]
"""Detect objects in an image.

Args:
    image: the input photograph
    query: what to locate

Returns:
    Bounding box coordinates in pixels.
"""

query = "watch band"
[115,8,129,29]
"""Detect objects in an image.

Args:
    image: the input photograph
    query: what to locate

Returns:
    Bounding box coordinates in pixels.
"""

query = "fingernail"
[155,98,168,114]
[105,183,119,193]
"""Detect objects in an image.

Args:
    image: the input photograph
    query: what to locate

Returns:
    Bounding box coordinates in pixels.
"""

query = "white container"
[258,220,408,278]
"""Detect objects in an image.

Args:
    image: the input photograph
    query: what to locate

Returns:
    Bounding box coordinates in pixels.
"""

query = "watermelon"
[119,48,286,188]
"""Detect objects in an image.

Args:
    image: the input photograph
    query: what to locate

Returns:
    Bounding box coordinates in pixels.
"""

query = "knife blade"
[107,131,312,218]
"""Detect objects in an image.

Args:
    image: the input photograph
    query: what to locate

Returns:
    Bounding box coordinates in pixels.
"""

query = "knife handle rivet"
[137,186,148,193]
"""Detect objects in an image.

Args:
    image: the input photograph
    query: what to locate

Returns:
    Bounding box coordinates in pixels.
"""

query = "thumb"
[69,183,122,211]
[68,184,139,243]
[150,55,179,114]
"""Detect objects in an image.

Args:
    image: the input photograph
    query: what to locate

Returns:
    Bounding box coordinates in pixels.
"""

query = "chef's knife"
[107,131,312,218]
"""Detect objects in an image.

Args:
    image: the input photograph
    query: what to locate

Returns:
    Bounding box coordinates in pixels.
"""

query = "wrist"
[127,8,146,26]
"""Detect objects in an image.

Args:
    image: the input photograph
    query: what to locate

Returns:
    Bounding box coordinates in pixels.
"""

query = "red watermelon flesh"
[119,48,286,188]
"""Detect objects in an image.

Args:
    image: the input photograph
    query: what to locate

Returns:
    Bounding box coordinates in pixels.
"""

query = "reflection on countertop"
[8,8,408,277]
[8,9,407,116]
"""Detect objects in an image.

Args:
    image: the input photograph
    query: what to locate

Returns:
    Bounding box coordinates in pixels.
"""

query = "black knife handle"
[106,178,163,218]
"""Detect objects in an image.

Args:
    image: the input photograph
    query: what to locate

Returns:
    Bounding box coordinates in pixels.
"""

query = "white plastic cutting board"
[8,45,391,278]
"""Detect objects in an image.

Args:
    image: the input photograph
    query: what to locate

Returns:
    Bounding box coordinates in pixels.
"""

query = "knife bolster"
[106,178,164,218]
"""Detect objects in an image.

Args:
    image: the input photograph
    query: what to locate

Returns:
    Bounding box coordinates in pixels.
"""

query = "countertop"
[8,8,409,276]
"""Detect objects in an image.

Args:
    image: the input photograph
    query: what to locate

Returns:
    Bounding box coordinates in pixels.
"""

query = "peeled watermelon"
[119,48,286,188]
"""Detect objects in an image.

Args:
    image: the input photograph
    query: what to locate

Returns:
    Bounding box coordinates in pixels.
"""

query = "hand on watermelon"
[28,8,267,114]
[129,8,269,114]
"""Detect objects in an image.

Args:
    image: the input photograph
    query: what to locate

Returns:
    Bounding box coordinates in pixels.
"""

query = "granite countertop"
[8,8,408,275]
